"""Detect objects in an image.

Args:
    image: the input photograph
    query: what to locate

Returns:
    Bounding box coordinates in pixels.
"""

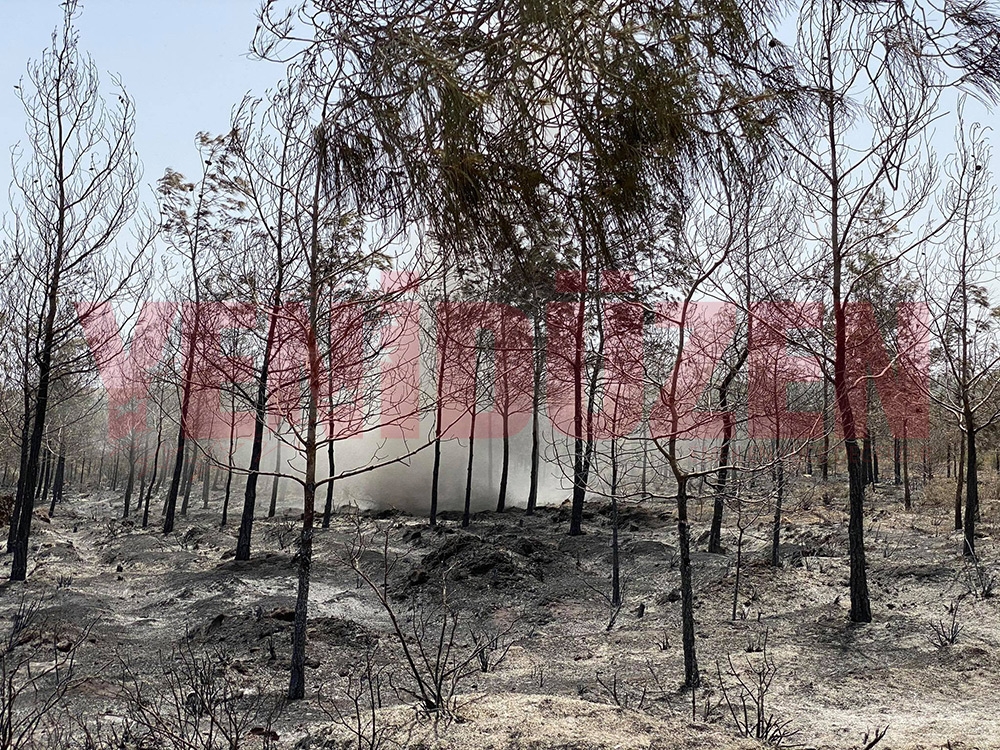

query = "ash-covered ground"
[0,474,997,749]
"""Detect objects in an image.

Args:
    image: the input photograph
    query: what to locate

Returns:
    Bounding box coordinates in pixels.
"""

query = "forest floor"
[0,472,997,750]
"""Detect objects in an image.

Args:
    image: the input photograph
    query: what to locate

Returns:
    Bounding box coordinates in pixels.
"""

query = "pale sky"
[0,0,279,198]
[1,1,997,228]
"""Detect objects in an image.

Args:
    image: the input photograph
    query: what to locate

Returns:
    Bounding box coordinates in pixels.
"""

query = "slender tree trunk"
[220,404,237,527]
[235,306,281,560]
[322,440,335,528]
[872,435,879,485]
[48,451,65,517]
[861,430,872,487]
[180,444,197,517]
[462,358,480,529]
[676,475,699,687]
[569,273,588,537]
[834,261,871,622]
[771,439,784,567]
[142,429,164,530]
[429,293,449,528]
[497,414,509,513]
[122,437,137,520]
[955,432,966,530]
[964,421,978,557]
[288,124,325,701]
[37,450,52,502]
[526,313,543,515]
[709,359,744,554]
[164,328,200,534]
[221,470,234,528]
[110,451,120,491]
[903,420,911,510]
[201,456,211,510]
[268,439,282,517]
[732,506,746,621]
[894,437,901,486]
[611,437,620,608]
[821,379,830,482]
[7,411,31,554]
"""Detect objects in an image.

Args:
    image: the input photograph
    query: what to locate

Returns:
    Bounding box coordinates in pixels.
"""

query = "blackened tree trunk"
[122,437,137,519]
[955,432,966,530]
[462,345,482,529]
[526,313,543,516]
[894,437,901,485]
[821,379,830,482]
[569,273,588,537]
[268,439,282,517]
[771,438,784,567]
[963,418,978,557]
[288,120,327,701]
[676,475,699,687]
[861,431,872,487]
[322,441,335,528]
[7,410,31,553]
[38,450,53,503]
[141,429,164,530]
[903,420,911,510]
[462,408,478,528]
[201,456,212,510]
[835,259,872,622]
[429,279,450,528]
[872,435,879,485]
[497,415,510,513]
[110,452,120,491]
[48,451,65,517]
[235,306,282,558]
[610,437,620,608]
[709,349,746,553]
[179,443,197,517]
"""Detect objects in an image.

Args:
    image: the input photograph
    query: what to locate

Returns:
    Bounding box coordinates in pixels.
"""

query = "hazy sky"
[0,1,279,197]
[1,2,996,221]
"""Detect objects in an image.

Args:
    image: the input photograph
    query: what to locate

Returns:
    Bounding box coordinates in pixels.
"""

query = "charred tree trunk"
[610,437,620,608]
[963,420,978,557]
[676,475,699,687]
[497,414,510,513]
[955,432,966,531]
[462,352,481,529]
[821,379,830,482]
[569,274,588,537]
[872,435,879,485]
[201,456,211,510]
[526,313,543,516]
[322,441,335,528]
[179,444,197,517]
[235,304,282,559]
[268,439,282,518]
[861,431,872,488]
[894,437,901,486]
[903,420,911,510]
[429,291,449,528]
[771,439,784,567]
[708,355,744,554]
[48,451,65,517]
[122,438,137,520]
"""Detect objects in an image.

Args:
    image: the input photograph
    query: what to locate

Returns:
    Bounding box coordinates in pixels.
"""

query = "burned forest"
[2,1,1000,748]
